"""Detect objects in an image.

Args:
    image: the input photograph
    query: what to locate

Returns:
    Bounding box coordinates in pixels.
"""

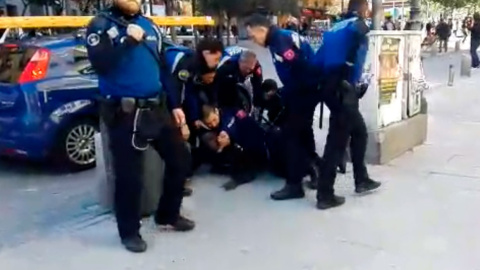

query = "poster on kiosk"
[361,31,424,131]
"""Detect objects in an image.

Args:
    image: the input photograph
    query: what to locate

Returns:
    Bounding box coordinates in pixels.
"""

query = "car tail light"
[18,48,51,84]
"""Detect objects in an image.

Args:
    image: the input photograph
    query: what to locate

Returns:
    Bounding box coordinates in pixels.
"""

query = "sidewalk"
[1,56,480,270]
[1,79,480,270]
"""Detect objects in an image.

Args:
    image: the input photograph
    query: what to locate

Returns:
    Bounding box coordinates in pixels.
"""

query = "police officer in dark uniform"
[164,39,224,195]
[86,0,194,253]
[164,39,224,109]
[315,0,381,210]
[200,105,268,190]
[245,14,322,201]
[213,50,263,111]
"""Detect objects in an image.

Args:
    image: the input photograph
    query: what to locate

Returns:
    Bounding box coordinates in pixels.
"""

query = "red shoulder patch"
[236,110,247,119]
[256,67,262,76]
[283,49,295,61]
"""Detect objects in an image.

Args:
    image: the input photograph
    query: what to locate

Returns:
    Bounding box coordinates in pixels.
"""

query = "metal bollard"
[455,40,461,52]
[460,53,472,77]
[448,64,455,86]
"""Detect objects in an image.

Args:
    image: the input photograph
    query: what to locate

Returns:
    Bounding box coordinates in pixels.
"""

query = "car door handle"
[0,100,14,108]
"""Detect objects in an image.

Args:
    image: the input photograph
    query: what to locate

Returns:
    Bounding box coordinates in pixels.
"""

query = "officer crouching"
[86,0,194,253]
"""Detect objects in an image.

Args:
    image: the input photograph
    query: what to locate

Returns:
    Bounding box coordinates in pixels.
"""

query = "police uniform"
[315,13,380,209]
[213,53,263,110]
[164,46,195,109]
[265,26,321,200]
[200,109,268,190]
[86,7,192,246]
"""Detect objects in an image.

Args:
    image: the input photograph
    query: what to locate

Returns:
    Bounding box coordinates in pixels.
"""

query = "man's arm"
[166,55,192,109]
[251,63,264,107]
[212,60,237,107]
[85,16,135,75]
[271,31,319,87]
[183,80,201,124]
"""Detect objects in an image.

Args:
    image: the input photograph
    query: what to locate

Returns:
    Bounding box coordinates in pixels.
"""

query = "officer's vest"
[165,46,193,73]
[314,17,368,84]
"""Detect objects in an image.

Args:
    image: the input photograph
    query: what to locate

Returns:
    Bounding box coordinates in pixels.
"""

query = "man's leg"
[348,109,381,193]
[316,112,350,209]
[108,111,146,252]
[471,40,480,68]
[270,111,309,200]
[151,109,194,231]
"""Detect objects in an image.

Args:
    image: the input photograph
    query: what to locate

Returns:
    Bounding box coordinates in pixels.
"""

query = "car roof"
[21,35,81,50]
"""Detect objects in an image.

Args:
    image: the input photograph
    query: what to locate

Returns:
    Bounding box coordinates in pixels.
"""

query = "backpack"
[313,16,368,84]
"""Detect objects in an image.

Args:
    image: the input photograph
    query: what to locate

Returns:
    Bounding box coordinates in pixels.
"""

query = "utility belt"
[98,93,168,151]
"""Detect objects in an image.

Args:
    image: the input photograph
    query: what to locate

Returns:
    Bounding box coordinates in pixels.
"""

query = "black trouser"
[438,38,448,52]
[317,107,369,198]
[105,104,190,240]
[471,38,480,68]
[282,92,320,186]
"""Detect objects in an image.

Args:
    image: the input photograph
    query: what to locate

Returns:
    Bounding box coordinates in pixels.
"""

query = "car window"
[0,45,36,84]
[47,45,95,78]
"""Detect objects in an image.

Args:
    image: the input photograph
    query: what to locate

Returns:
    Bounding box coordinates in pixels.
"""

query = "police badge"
[178,69,190,81]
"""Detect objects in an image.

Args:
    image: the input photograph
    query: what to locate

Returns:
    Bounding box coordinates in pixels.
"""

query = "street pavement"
[1,43,480,269]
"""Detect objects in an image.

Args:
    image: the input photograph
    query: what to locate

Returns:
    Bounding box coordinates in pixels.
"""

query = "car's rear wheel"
[54,118,98,171]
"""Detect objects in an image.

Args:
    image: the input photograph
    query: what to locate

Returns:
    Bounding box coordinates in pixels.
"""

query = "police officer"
[213,50,263,110]
[245,14,322,200]
[200,105,268,190]
[164,39,224,109]
[86,0,194,253]
[315,0,381,210]
[164,39,224,195]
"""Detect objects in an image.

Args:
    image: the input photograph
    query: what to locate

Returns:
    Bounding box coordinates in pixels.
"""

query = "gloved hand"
[126,24,145,42]
[357,83,369,99]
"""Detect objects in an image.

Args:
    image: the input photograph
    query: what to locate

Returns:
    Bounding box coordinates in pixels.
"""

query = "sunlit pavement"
[0,42,480,269]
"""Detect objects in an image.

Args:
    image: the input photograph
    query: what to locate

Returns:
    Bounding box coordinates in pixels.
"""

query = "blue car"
[0,35,99,171]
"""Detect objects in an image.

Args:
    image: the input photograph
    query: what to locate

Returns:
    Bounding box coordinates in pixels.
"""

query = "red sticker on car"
[283,49,295,61]
[236,110,247,119]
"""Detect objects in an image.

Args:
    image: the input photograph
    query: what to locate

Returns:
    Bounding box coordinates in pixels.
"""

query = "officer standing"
[213,50,263,110]
[245,14,321,201]
[315,0,381,210]
[86,0,194,253]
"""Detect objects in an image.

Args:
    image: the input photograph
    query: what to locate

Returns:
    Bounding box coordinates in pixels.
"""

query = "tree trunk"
[22,4,29,16]
[192,0,199,45]
[226,15,231,46]
[44,4,49,15]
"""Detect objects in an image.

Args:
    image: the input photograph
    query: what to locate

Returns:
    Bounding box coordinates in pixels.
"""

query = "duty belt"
[102,95,164,113]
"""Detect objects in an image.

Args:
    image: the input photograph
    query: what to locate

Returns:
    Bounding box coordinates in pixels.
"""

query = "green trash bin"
[97,119,164,217]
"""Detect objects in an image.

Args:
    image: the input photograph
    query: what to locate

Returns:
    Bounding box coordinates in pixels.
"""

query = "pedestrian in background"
[469,13,480,68]
[435,18,451,53]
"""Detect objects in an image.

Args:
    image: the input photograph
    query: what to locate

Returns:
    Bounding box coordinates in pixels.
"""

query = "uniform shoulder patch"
[178,69,190,81]
[283,49,295,61]
[255,67,262,76]
[87,33,100,46]
[236,110,247,119]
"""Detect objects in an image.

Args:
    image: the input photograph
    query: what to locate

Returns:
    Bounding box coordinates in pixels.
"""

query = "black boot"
[223,170,255,191]
[155,215,196,232]
[305,160,320,190]
[270,184,305,200]
[316,195,345,210]
[355,178,381,194]
[183,179,193,197]
[337,153,347,174]
[121,234,147,253]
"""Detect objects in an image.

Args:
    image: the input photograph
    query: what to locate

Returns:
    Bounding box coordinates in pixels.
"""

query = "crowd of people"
[86,0,381,253]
